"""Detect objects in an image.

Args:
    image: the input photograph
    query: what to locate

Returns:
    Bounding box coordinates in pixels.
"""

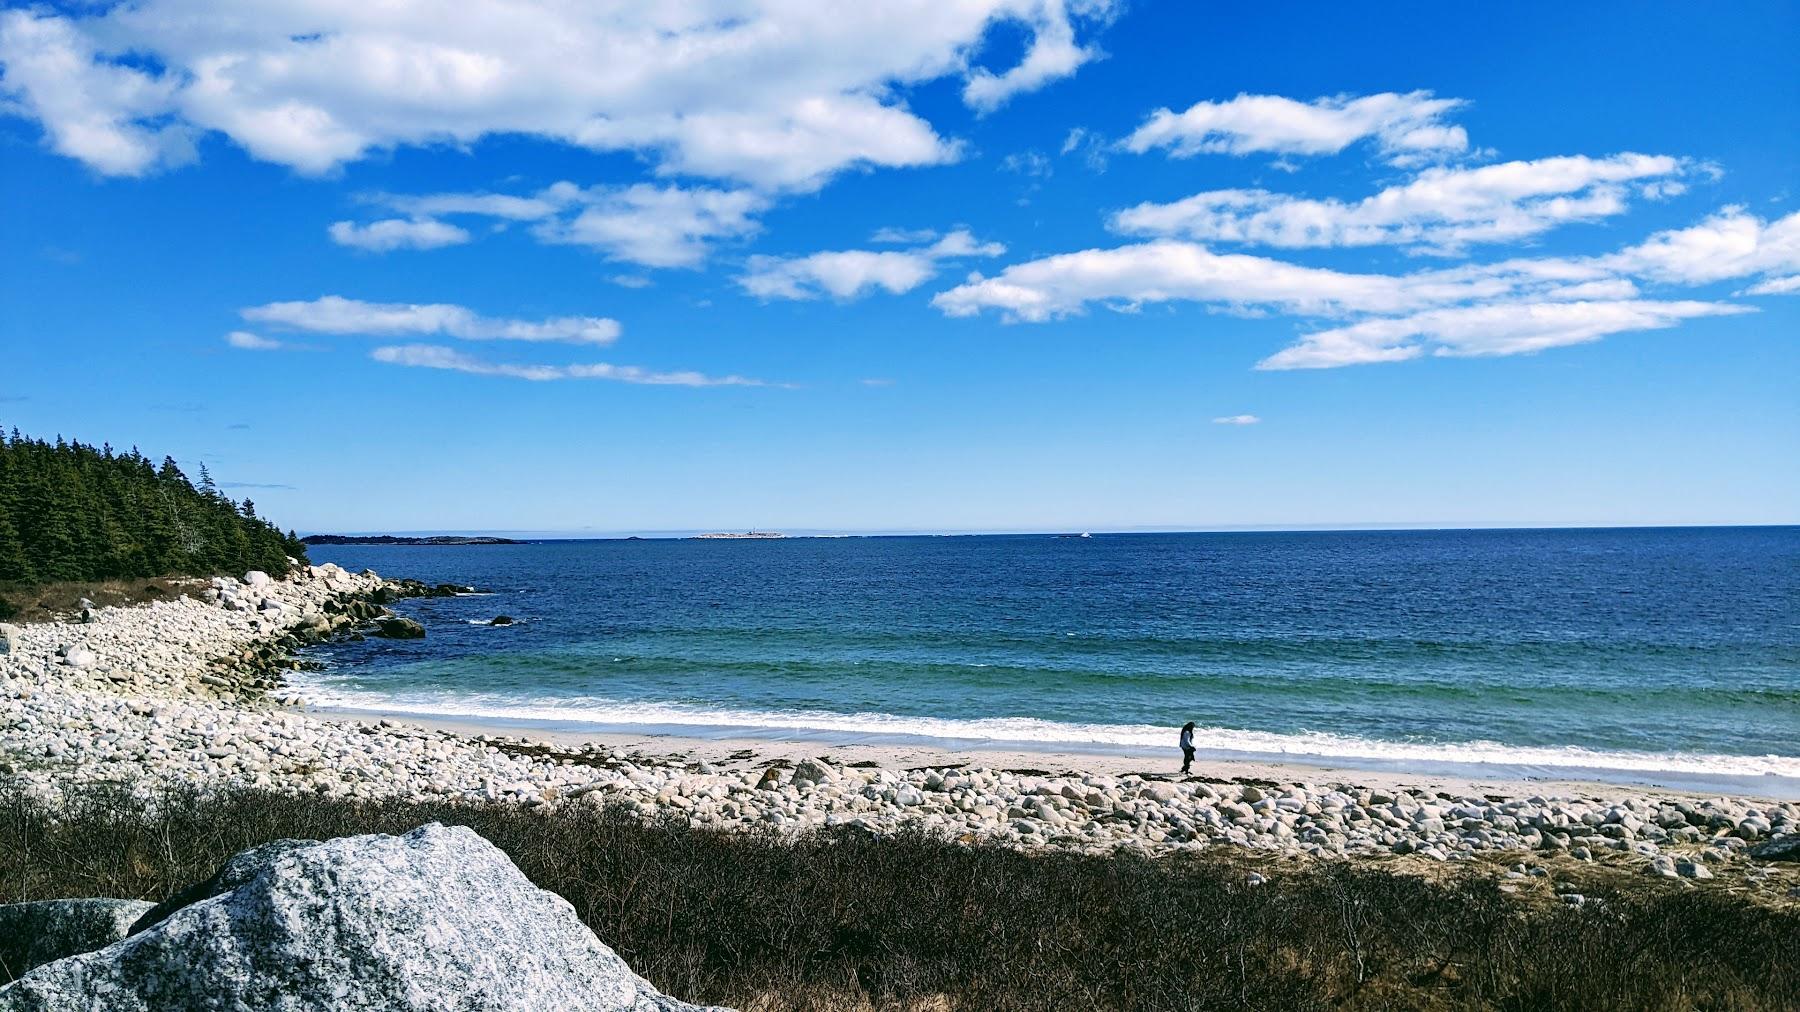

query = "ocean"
[300,527,1800,796]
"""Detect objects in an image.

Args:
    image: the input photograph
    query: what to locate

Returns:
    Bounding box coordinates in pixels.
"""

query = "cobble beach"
[4,566,1795,892]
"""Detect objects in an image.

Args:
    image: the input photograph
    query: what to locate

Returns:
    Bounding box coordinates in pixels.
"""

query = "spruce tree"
[0,430,308,585]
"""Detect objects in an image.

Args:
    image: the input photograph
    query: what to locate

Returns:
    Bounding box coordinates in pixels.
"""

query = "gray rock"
[791,758,833,787]
[128,839,316,936]
[374,616,425,640]
[1748,834,1800,862]
[0,623,18,656]
[0,899,155,982]
[1675,859,1713,880]
[1,824,723,1011]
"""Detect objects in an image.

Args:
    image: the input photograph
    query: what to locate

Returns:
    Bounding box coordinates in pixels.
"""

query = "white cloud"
[1258,300,1750,370]
[932,240,1495,321]
[0,1,1113,187]
[224,330,284,351]
[532,184,767,268]
[1741,274,1800,296]
[870,226,941,245]
[1212,414,1260,425]
[242,296,620,345]
[745,251,939,300]
[327,218,471,252]
[0,11,194,176]
[963,0,1107,113]
[1111,154,1688,253]
[370,344,766,387]
[935,210,1800,328]
[743,229,1004,300]
[384,192,561,221]
[1001,150,1053,177]
[1605,207,1800,285]
[1123,91,1468,164]
[1058,125,1110,172]
[932,205,1796,370]
[362,182,765,268]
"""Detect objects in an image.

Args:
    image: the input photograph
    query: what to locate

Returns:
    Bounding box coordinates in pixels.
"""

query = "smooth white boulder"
[243,571,272,588]
[0,824,726,1012]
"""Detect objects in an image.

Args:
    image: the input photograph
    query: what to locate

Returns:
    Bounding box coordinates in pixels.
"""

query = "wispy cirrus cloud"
[370,344,770,387]
[1110,154,1694,253]
[1741,274,1800,295]
[933,239,1476,321]
[351,182,766,268]
[328,218,471,252]
[1258,300,1749,370]
[224,330,287,351]
[742,229,1003,301]
[241,296,621,345]
[1212,414,1261,425]
[1123,91,1469,165]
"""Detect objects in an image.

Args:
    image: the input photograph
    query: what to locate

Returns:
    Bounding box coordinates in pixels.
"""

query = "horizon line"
[297,521,1800,540]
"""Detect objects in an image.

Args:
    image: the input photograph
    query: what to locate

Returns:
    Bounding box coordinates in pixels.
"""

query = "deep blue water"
[301,528,1800,791]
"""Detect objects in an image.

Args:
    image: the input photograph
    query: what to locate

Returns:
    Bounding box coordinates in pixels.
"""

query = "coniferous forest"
[0,429,308,586]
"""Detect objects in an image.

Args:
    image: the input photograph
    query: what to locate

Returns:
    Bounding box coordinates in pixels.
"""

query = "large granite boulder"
[0,824,725,1011]
[127,839,316,936]
[0,899,154,983]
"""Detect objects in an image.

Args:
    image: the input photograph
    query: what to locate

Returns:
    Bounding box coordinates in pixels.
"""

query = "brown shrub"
[1,780,1794,1011]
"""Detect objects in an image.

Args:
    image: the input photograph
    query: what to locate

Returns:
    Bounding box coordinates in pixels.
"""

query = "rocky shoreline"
[2,567,1796,890]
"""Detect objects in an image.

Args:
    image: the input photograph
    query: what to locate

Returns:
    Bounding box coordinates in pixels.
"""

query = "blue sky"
[2,0,1795,535]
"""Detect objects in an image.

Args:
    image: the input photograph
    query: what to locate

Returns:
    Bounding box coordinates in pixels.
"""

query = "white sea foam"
[291,682,1800,781]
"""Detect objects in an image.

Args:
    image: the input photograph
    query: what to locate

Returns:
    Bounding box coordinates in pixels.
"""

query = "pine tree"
[0,431,308,585]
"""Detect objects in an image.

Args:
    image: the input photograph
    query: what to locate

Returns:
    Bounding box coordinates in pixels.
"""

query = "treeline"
[0,429,308,585]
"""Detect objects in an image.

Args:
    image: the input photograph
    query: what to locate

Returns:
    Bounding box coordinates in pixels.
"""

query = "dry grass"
[1,780,1795,1010]
[0,576,209,623]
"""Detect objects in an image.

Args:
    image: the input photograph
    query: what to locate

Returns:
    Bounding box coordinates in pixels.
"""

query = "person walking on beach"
[1178,721,1196,775]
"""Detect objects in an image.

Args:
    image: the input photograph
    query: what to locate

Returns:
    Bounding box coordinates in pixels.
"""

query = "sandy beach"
[315,707,1795,807]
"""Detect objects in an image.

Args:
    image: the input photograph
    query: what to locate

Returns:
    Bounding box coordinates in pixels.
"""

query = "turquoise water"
[301,528,1800,793]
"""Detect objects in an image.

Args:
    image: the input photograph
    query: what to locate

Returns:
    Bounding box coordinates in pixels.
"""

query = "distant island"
[689,531,786,540]
[300,535,525,546]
